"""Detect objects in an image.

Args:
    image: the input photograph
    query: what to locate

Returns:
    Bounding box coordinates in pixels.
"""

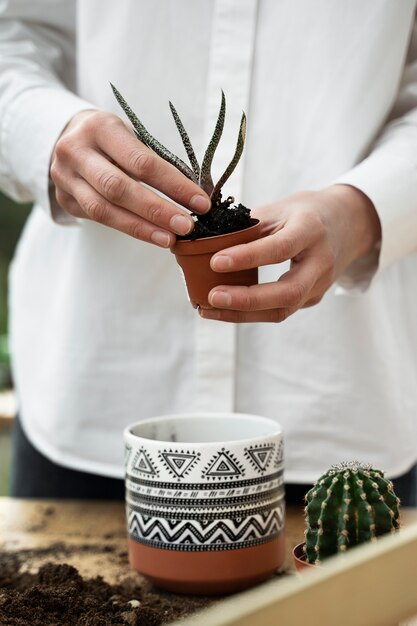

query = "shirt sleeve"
[0,0,97,221]
[335,13,417,291]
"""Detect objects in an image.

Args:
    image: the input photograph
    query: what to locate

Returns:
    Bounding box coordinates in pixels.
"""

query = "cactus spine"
[304,462,400,564]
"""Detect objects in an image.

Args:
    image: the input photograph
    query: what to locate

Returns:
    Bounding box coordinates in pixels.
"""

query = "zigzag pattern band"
[127,505,284,552]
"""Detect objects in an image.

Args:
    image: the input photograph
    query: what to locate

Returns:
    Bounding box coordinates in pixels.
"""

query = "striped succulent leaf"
[199,90,226,196]
[169,101,200,179]
[211,112,246,204]
[110,83,197,182]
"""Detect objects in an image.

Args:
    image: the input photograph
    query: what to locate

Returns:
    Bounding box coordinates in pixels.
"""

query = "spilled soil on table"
[0,552,211,626]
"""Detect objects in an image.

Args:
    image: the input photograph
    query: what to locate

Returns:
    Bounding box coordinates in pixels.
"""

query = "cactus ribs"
[303,461,401,565]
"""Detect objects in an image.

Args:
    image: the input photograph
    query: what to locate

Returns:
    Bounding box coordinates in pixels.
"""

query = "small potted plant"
[293,461,401,571]
[111,85,261,308]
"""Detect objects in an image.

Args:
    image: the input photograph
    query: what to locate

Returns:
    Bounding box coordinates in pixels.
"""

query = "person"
[1,1,416,506]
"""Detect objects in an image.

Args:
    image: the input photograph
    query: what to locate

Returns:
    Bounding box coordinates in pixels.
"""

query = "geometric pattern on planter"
[274,440,284,468]
[127,502,285,552]
[125,468,283,492]
[244,443,275,473]
[132,447,159,477]
[126,485,282,510]
[158,449,201,480]
[125,465,284,510]
[126,496,283,521]
[201,448,245,480]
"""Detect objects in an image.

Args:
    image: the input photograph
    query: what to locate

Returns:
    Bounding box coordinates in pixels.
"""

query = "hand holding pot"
[200,184,381,323]
[50,110,211,247]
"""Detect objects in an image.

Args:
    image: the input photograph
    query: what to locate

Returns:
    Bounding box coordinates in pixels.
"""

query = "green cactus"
[303,461,400,564]
[110,84,246,207]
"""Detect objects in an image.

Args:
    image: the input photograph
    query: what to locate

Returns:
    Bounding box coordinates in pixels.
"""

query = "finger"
[199,307,297,324]
[302,296,323,308]
[208,259,319,311]
[96,120,211,214]
[55,187,88,219]
[300,273,333,307]
[69,177,175,247]
[210,224,314,273]
[73,149,196,236]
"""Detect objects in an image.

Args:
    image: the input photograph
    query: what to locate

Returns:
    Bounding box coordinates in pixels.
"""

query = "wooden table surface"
[0,498,304,587]
[1,499,416,580]
[1,498,417,625]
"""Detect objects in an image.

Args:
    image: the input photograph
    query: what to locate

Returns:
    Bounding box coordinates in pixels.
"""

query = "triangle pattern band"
[161,452,198,477]
[247,446,274,472]
[133,450,156,475]
[205,451,243,477]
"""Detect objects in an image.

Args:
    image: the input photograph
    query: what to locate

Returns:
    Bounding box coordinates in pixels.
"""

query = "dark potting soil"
[0,554,211,626]
[181,196,252,240]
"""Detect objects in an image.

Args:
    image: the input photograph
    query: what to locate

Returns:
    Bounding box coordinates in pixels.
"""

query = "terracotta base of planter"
[128,533,285,595]
[171,219,261,309]
[292,542,320,572]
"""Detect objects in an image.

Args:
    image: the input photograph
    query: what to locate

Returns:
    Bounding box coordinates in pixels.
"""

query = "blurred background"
[0,192,31,495]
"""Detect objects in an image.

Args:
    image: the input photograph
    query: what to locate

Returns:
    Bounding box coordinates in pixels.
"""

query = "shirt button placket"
[193,0,258,413]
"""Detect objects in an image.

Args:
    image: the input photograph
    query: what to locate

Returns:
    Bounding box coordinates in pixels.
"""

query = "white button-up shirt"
[1,0,417,482]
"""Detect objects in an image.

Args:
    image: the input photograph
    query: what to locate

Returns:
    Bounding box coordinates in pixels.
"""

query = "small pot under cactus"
[293,461,401,571]
[111,85,260,308]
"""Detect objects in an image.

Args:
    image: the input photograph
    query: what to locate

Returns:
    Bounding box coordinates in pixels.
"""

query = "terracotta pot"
[124,412,285,595]
[292,542,320,572]
[171,219,261,309]
[128,534,285,595]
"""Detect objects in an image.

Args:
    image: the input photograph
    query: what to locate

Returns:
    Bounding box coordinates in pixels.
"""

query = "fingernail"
[170,215,193,236]
[190,194,211,213]
[151,230,171,247]
[210,290,232,308]
[212,255,233,271]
